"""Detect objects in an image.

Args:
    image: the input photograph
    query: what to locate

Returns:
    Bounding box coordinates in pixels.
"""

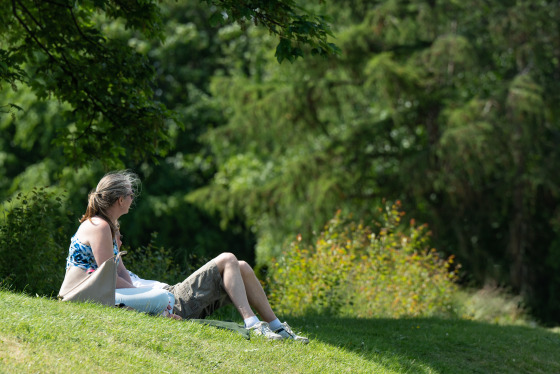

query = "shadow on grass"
[289,316,560,374]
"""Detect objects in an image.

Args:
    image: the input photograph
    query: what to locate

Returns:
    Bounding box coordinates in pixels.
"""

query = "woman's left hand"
[168,313,182,320]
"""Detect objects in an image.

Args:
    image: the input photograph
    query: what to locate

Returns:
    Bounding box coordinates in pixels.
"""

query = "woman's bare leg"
[214,253,277,322]
[214,253,255,320]
[238,261,277,322]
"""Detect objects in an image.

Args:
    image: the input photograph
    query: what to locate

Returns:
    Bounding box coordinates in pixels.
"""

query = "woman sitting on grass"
[65,169,308,342]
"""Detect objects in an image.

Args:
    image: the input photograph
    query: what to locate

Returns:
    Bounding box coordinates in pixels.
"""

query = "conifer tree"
[194,0,560,323]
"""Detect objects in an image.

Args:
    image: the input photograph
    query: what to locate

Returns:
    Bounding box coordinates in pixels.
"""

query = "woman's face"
[120,188,134,213]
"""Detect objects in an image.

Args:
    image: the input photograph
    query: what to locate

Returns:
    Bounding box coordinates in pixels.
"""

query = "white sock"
[244,316,260,328]
[268,318,282,331]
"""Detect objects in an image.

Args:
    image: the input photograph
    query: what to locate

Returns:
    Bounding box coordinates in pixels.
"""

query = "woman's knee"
[238,261,254,276]
[215,252,238,272]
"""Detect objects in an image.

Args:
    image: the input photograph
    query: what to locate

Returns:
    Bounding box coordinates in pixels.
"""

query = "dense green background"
[1,1,559,325]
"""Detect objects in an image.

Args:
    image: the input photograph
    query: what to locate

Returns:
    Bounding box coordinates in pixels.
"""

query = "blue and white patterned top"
[65,235,118,271]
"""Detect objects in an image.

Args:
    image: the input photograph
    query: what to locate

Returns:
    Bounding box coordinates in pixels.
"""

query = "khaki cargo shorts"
[163,259,231,319]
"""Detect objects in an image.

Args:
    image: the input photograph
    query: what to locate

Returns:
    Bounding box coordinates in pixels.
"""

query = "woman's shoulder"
[76,217,111,244]
[81,216,110,230]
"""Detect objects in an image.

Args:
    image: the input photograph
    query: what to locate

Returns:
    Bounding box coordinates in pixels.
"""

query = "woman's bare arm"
[88,219,117,265]
[82,219,135,289]
[116,260,134,288]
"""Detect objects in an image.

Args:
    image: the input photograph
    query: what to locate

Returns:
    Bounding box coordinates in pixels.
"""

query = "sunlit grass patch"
[1,290,559,373]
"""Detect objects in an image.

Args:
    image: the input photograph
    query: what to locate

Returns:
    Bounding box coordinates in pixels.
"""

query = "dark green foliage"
[3,0,172,167]
[0,0,259,275]
[0,188,71,296]
[113,0,260,266]
[0,0,337,167]
[193,0,560,323]
[201,0,340,62]
[122,232,197,285]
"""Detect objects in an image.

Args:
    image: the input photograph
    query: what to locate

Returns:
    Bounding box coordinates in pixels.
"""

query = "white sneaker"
[248,321,283,340]
[274,322,309,344]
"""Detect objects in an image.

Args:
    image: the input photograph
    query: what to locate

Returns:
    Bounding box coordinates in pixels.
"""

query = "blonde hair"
[80,170,140,238]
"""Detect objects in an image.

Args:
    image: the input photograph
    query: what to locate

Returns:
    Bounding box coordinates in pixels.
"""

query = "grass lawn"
[1,290,559,373]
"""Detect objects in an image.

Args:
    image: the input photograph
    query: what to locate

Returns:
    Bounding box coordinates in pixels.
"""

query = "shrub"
[123,232,204,285]
[454,285,534,325]
[0,187,70,296]
[268,202,460,318]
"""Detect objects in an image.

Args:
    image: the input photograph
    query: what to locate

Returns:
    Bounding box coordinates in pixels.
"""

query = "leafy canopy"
[0,0,337,166]
[189,0,560,323]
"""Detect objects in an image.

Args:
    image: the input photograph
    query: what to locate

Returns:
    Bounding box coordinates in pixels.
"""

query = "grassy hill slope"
[1,290,559,373]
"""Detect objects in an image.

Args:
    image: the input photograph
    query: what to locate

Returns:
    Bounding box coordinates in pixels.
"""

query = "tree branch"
[39,0,71,8]
[12,0,117,131]
[70,7,105,50]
